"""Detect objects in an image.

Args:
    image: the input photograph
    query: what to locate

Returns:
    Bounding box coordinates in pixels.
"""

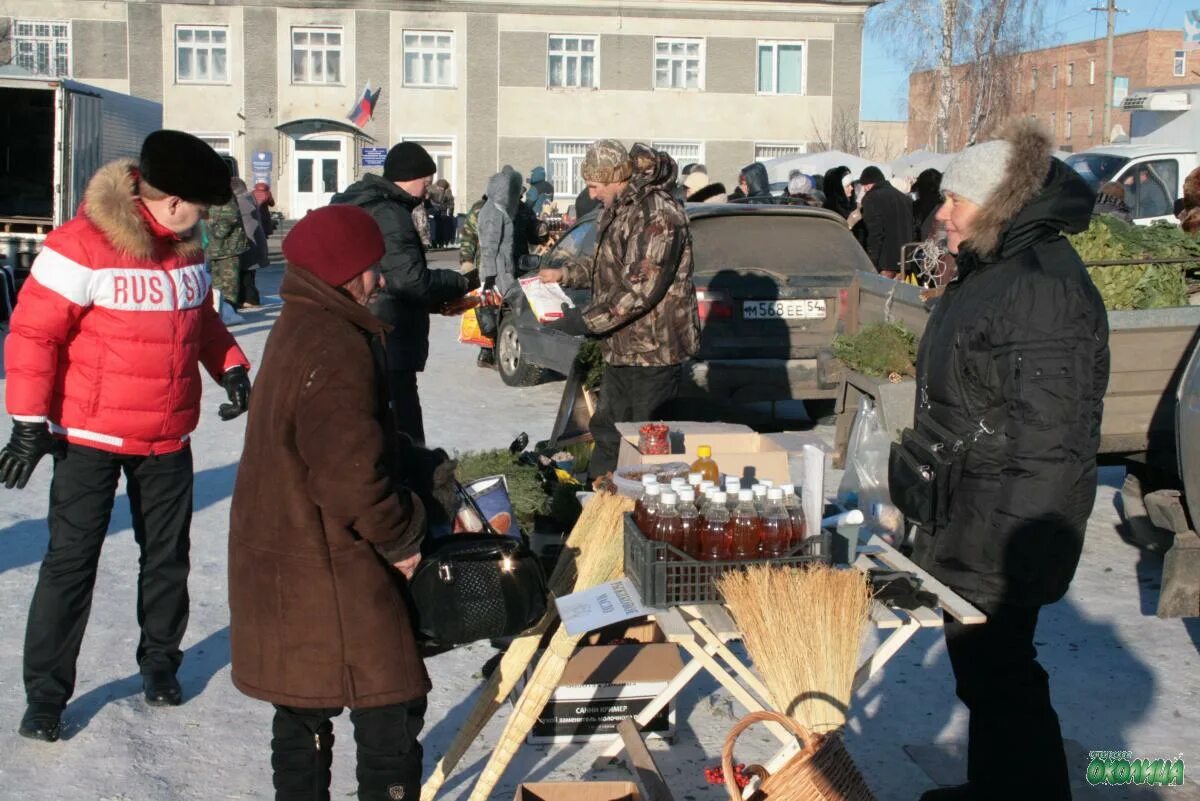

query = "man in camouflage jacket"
[205,188,250,308]
[539,140,700,479]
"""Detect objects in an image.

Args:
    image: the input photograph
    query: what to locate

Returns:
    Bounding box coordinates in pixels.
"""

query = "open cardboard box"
[514,782,643,801]
[615,421,791,485]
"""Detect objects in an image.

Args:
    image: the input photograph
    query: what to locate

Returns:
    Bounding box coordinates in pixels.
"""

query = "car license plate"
[742,299,826,320]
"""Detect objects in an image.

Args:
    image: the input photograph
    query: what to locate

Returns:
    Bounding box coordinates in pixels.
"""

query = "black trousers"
[386,369,426,446]
[24,443,193,707]
[271,699,426,801]
[589,364,681,479]
[943,603,1071,801]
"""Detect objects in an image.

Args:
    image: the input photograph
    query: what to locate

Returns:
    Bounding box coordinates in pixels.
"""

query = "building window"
[192,132,234,155]
[652,141,704,169]
[654,38,703,90]
[401,137,454,193]
[1031,67,1038,92]
[1051,64,1058,89]
[548,35,597,88]
[1175,50,1187,78]
[1088,109,1095,137]
[1089,60,1096,85]
[292,27,342,85]
[1050,112,1056,136]
[757,40,805,94]
[12,20,71,77]
[1065,111,1073,140]
[176,26,229,84]
[548,140,593,197]
[754,143,806,163]
[403,31,454,88]
[1067,62,1074,86]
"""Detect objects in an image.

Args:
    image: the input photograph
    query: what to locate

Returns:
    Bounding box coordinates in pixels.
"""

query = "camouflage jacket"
[204,196,250,260]
[459,198,486,265]
[561,146,700,367]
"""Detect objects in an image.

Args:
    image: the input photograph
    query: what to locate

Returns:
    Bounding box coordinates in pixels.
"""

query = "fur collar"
[83,159,203,261]
[967,120,1054,258]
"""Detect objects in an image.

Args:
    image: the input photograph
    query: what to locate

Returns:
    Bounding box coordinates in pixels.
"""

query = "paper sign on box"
[556,578,649,637]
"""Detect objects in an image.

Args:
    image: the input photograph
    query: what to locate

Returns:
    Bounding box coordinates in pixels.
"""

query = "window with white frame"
[1051,64,1058,88]
[402,137,455,192]
[403,31,454,87]
[652,141,704,169]
[1089,60,1096,85]
[757,40,805,94]
[1066,111,1073,140]
[754,143,805,163]
[548,140,593,197]
[12,20,71,77]
[193,133,234,155]
[1175,50,1187,78]
[1031,67,1038,92]
[654,38,703,90]
[292,27,342,85]
[176,26,229,84]
[548,35,597,88]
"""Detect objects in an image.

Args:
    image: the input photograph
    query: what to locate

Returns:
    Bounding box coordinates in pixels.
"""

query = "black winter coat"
[861,180,914,272]
[731,162,777,204]
[332,174,468,372]
[909,157,1109,609]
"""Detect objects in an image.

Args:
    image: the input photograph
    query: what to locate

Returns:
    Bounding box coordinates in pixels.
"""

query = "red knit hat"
[282,205,385,286]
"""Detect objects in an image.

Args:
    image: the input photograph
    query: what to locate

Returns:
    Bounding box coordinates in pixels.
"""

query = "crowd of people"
[0,123,1125,801]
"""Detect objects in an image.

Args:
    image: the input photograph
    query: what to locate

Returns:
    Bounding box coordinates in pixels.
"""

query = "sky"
[861,0,1195,120]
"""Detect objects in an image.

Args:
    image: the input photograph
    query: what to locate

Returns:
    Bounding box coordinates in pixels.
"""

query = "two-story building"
[2,0,876,217]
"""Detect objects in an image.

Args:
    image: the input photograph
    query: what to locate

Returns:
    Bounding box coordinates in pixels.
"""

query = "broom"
[464,493,632,801]
[717,564,872,733]
[421,492,634,801]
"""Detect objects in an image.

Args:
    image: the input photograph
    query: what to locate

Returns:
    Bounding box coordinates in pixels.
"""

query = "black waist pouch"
[888,420,965,528]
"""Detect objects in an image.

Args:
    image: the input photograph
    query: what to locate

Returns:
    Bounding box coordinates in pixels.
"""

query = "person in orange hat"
[228,204,429,801]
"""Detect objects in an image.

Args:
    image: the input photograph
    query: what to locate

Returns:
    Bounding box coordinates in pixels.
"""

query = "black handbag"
[408,483,548,646]
[476,304,500,340]
[888,415,979,528]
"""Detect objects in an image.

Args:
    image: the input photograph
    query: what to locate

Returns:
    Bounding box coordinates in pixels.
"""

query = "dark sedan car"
[495,203,874,418]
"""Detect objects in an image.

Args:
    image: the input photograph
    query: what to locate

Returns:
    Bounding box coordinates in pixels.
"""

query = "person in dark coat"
[906,119,1108,801]
[822,166,856,218]
[229,205,430,801]
[332,142,471,445]
[731,161,776,204]
[858,165,914,276]
[911,168,944,240]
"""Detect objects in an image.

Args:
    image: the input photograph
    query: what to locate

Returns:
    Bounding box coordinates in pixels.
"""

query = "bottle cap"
[700,481,716,492]
[697,445,712,458]
[671,477,688,489]
[679,489,696,503]
[661,492,677,505]
[760,479,774,488]
[642,474,659,486]
[646,485,661,496]
[726,479,741,491]
[738,489,754,502]
[753,485,767,497]
[780,483,796,495]
[712,491,727,504]
[768,488,784,500]
[688,472,703,485]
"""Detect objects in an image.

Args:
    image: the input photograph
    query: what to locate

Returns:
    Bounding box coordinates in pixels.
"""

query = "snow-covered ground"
[0,258,1197,800]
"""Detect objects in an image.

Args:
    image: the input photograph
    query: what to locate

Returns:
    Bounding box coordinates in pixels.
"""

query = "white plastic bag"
[837,398,891,512]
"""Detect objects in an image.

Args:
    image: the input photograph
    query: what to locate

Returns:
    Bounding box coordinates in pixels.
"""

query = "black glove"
[547,302,590,337]
[0,420,64,490]
[219,366,251,421]
[482,275,496,293]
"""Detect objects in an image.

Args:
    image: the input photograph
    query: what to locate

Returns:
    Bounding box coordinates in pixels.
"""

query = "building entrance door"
[291,135,346,217]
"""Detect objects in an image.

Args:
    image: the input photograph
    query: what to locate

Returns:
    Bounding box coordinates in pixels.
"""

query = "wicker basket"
[722,711,875,801]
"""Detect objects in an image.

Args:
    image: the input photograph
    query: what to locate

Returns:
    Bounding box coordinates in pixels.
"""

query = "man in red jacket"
[0,130,252,742]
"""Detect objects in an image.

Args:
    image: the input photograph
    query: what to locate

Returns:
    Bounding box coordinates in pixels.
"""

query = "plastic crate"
[623,513,831,607]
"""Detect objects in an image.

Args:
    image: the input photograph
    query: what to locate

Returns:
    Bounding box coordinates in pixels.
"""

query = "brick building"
[908,29,1196,153]
[1,0,876,217]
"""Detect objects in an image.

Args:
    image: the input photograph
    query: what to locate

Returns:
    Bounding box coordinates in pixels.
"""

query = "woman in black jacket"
[908,120,1109,801]
[822,165,856,219]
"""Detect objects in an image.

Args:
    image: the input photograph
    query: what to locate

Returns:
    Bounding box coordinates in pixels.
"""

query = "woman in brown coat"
[228,205,429,801]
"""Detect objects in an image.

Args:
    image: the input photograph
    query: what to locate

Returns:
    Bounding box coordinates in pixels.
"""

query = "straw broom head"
[718,563,872,733]
[423,492,632,801]
[464,493,631,801]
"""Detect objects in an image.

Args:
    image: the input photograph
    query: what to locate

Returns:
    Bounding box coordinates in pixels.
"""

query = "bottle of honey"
[690,445,720,484]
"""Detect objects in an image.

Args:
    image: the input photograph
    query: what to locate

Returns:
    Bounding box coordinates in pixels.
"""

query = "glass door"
[291,136,345,217]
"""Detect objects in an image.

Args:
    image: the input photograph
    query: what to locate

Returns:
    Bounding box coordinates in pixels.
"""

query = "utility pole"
[1092,0,1126,144]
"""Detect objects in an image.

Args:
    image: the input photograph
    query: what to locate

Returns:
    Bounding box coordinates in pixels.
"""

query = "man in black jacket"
[858,165,914,276]
[333,142,470,444]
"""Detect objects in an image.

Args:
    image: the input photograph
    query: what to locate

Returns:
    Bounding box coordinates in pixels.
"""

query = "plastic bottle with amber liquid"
[677,489,701,559]
[635,483,662,536]
[731,489,761,561]
[760,488,793,559]
[691,446,720,484]
[780,483,808,545]
[700,492,732,561]
[752,484,769,517]
[653,492,683,561]
[688,472,704,494]
[724,479,742,513]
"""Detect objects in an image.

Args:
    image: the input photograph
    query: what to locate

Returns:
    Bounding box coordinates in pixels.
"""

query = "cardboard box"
[615,421,792,485]
[520,641,683,745]
[514,782,643,801]
[581,618,664,646]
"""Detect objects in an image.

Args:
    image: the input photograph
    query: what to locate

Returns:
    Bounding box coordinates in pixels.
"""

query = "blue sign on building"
[251,151,273,184]
[362,147,388,167]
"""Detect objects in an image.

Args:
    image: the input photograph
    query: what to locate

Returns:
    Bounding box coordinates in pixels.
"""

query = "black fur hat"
[139,130,233,205]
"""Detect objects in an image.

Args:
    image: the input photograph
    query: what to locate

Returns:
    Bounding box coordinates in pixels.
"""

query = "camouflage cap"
[581,139,633,184]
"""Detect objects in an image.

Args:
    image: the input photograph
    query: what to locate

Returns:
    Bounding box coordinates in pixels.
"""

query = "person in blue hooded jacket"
[526,166,555,216]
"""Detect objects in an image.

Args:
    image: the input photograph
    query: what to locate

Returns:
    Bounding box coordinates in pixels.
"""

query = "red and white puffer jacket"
[4,160,251,456]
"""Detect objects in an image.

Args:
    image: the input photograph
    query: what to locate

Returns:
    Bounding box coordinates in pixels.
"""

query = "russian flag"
[346,81,382,128]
